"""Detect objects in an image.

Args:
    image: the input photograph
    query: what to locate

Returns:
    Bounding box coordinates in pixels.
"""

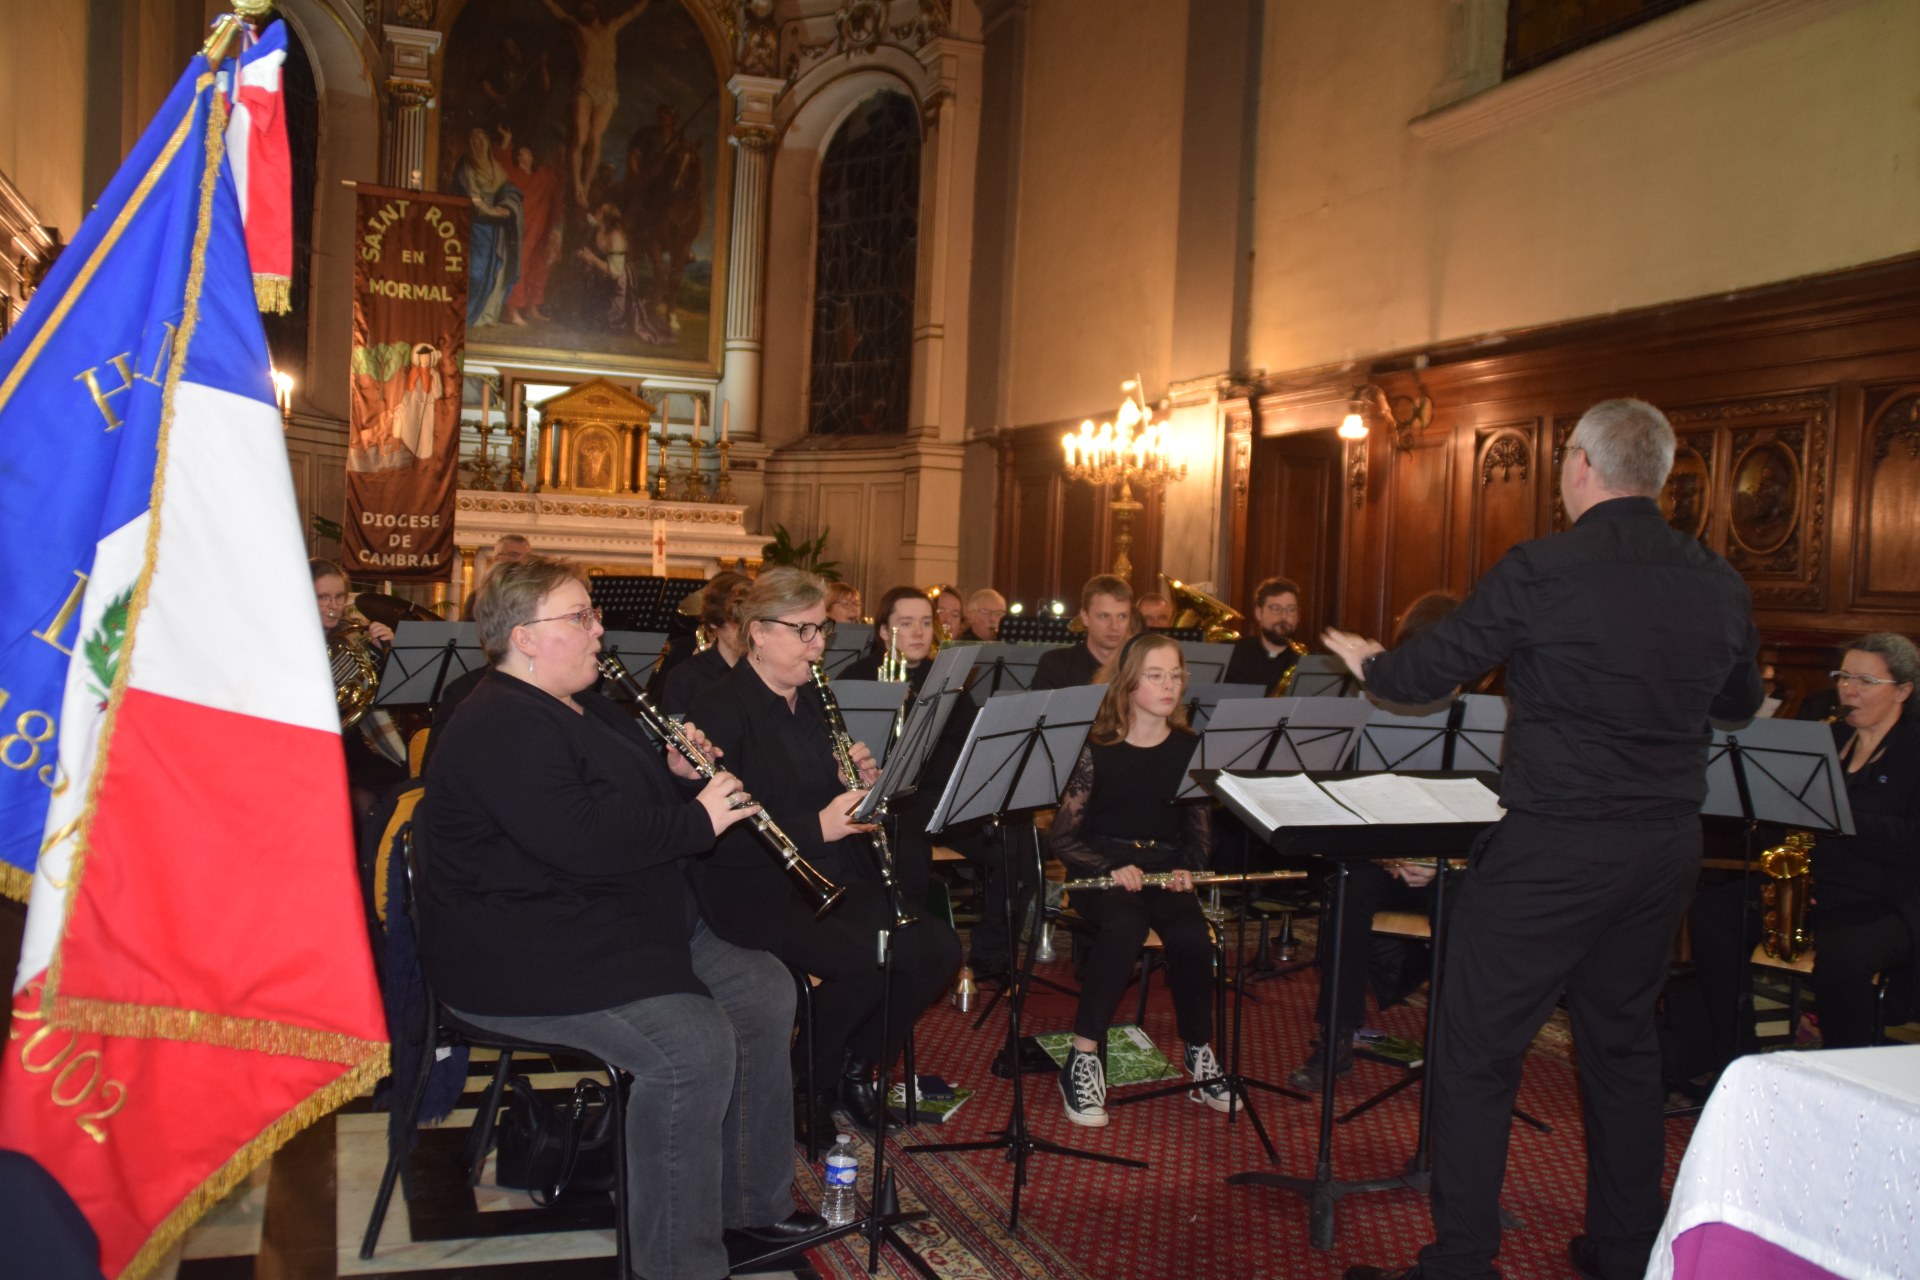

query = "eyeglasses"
[526,606,603,631]
[761,617,836,645]
[1831,669,1903,688]
[1138,670,1188,688]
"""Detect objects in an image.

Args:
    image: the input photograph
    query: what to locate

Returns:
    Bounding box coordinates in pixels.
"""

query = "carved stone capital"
[382,23,442,83]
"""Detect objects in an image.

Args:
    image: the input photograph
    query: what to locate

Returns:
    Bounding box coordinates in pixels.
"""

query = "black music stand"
[588,573,705,632]
[1178,640,1238,685]
[996,614,1078,645]
[909,684,1145,1234]
[373,621,485,710]
[1288,655,1362,699]
[819,623,874,678]
[1181,682,1265,732]
[1201,769,1501,1250]
[1700,716,1853,1081]
[964,642,1063,700]
[818,679,909,765]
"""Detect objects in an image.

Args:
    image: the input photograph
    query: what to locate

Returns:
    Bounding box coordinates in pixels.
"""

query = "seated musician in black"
[1290,590,1464,1089]
[1222,575,1305,689]
[1049,633,1236,1126]
[688,569,962,1141]
[1689,632,1920,1066]
[660,571,750,717]
[1031,573,1135,690]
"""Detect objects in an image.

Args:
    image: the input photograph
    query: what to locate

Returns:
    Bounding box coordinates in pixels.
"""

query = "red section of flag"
[52,689,382,1043]
[234,76,291,285]
[1,977,358,1278]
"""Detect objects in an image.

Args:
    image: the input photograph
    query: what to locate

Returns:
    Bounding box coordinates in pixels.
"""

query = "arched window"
[807,92,920,436]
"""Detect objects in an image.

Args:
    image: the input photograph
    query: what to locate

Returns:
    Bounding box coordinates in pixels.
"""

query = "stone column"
[382,27,442,190]
[716,75,782,444]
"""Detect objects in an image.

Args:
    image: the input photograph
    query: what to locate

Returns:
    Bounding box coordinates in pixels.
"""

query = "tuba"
[329,624,381,729]
[1163,575,1243,643]
[1759,830,1814,962]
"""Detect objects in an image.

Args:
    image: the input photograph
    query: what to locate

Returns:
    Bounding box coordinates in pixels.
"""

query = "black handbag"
[493,1075,617,1205]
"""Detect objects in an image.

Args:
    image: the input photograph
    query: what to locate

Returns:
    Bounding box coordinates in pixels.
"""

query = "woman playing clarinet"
[1050,633,1235,1127]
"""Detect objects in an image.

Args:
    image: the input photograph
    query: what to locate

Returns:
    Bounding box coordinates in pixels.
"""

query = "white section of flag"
[127,379,338,734]
[222,43,283,224]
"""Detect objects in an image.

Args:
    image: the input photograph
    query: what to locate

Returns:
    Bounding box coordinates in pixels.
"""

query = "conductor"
[1326,399,1763,1280]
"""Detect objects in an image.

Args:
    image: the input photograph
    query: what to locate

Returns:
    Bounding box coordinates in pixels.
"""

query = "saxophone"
[809,661,917,927]
[1269,637,1311,697]
[1759,830,1814,962]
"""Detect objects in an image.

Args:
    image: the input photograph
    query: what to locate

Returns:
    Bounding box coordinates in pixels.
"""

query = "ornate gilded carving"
[1480,435,1529,486]
[1659,437,1713,541]
[457,493,746,525]
[1728,436,1800,557]
[1869,393,1920,465]
[732,123,776,151]
[1348,437,1367,509]
[395,0,435,23]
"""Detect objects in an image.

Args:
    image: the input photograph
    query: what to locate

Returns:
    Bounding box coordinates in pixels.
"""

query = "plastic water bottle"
[821,1133,859,1226]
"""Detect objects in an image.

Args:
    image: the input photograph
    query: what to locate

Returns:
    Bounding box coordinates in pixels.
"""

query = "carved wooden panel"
[1856,385,1920,608]
[1385,436,1453,625]
[1241,430,1343,636]
[1660,430,1715,544]
[1669,394,1830,610]
[1470,424,1537,578]
[1548,416,1577,532]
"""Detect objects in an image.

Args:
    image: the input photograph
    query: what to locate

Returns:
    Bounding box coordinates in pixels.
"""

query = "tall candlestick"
[721,399,730,443]
[693,396,704,444]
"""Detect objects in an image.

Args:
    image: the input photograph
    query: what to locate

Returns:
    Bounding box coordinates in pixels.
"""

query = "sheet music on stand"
[852,646,978,822]
[1351,694,1508,772]
[966,642,1064,702]
[597,631,669,705]
[929,684,1104,832]
[374,621,485,707]
[1178,641,1237,685]
[820,679,910,765]
[1287,655,1360,698]
[1176,696,1373,799]
[1703,717,1854,834]
[819,623,874,678]
[1181,682,1265,732]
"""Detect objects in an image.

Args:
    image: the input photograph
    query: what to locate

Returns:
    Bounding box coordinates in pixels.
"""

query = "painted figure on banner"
[350,341,457,474]
[442,0,723,365]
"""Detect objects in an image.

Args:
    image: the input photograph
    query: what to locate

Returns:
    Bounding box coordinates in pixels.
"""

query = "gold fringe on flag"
[51,994,388,1067]
[1,862,30,903]
[119,1048,389,1280]
[253,273,290,313]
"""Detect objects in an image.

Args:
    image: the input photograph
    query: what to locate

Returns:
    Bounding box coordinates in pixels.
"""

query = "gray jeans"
[453,922,796,1280]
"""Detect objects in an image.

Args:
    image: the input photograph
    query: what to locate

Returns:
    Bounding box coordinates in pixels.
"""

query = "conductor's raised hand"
[1322,627,1385,682]
[820,789,878,842]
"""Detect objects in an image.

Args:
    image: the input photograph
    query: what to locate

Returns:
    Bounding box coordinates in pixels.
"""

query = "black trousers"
[1314,860,1436,1039]
[1419,812,1697,1280]
[1691,879,1912,1058]
[1068,885,1215,1048]
[719,879,961,1084]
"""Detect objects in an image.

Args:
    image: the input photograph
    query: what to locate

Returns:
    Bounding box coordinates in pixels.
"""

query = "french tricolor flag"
[0,19,386,1276]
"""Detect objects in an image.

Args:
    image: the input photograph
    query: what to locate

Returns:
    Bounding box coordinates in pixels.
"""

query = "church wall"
[0,5,89,239]
[1247,0,1920,376]
[999,0,1191,429]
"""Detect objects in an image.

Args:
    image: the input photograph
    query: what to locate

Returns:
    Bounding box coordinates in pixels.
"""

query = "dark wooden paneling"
[1240,429,1342,637]
[993,423,1165,606]
[1857,385,1920,607]
[1383,435,1452,628]
[1469,423,1538,579]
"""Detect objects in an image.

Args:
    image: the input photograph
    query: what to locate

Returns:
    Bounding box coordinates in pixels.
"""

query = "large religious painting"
[439,0,727,369]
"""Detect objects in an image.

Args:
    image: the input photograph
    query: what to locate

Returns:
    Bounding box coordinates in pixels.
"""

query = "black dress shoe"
[838,1059,903,1133]
[1343,1267,1422,1280]
[738,1209,829,1242]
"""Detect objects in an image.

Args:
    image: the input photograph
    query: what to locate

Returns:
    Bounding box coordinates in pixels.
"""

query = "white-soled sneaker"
[1058,1045,1109,1127]
[1185,1042,1238,1113]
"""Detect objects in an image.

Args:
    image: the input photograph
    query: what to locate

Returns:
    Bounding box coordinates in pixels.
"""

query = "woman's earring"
[527,658,535,675]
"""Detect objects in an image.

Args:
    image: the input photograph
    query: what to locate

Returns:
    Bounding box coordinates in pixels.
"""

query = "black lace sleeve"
[1182,801,1213,873]
[1048,746,1113,876]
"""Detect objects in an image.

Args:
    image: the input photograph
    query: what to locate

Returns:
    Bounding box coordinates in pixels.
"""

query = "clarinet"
[809,661,917,928]
[598,654,846,919]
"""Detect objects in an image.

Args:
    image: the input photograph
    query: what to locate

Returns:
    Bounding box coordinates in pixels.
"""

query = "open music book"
[1212,772,1505,832]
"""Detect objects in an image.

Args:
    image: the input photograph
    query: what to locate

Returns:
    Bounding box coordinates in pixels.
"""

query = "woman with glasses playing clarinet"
[1050,633,1237,1127]
[688,568,962,1144]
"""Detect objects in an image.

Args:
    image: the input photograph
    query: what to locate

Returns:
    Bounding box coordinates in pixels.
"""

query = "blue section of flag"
[0,38,276,888]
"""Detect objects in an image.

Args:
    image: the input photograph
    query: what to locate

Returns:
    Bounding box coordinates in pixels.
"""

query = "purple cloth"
[1671,1224,1842,1280]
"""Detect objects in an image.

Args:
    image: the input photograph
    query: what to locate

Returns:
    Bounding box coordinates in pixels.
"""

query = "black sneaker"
[1184,1042,1238,1113]
[1287,1039,1355,1092]
[1057,1045,1108,1127]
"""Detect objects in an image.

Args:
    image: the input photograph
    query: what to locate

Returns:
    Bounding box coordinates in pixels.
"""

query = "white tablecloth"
[1648,1045,1920,1280]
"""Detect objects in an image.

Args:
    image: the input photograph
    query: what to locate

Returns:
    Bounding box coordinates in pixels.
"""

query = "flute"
[1068,869,1309,892]
[598,654,847,919]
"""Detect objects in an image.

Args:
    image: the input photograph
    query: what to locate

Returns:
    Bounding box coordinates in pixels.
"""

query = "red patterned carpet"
[805,951,1696,1280]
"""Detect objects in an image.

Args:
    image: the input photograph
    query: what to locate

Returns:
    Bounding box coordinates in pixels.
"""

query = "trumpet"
[809,660,917,927]
[598,654,847,919]
[1067,868,1309,892]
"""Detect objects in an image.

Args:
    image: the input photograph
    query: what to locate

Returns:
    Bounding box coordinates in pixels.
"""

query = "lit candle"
[693,396,704,444]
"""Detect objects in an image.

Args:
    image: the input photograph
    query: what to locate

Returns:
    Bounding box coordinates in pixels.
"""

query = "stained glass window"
[807,93,920,437]
[1505,0,1703,78]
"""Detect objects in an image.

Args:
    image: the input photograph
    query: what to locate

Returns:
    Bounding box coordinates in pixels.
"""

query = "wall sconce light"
[270,367,294,427]
[1339,383,1433,449]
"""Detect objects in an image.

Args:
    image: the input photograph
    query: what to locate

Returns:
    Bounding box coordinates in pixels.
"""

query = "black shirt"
[1365,497,1763,820]
[1815,715,1920,920]
[1050,734,1211,876]
[1222,634,1302,688]
[659,644,737,717]
[1031,641,1102,690]
[414,675,712,1016]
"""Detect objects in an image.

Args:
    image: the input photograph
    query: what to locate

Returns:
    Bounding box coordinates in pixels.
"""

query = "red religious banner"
[345,184,468,579]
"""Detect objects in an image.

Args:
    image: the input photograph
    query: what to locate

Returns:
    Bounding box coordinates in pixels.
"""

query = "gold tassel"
[118,1050,388,1280]
[51,994,387,1067]
[253,274,291,314]
[1,862,30,903]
